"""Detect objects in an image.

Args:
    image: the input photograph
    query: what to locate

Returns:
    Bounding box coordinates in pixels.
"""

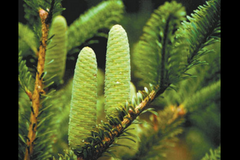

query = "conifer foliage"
[132,1,187,89]
[19,0,221,159]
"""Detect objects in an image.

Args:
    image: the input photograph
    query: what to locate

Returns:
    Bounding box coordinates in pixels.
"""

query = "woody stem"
[24,9,49,160]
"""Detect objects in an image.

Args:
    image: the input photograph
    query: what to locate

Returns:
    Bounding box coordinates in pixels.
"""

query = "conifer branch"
[18,52,35,100]
[77,84,161,160]
[175,0,220,73]
[18,23,38,54]
[129,105,185,159]
[132,1,186,89]
[24,8,49,160]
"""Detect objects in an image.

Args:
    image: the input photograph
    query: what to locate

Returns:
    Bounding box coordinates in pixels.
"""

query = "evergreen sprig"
[160,41,220,108]
[183,79,220,113]
[18,23,38,55]
[18,52,35,99]
[23,0,64,39]
[175,0,221,73]
[18,78,57,160]
[19,90,32,159]
[19,91,57,160]
[133,0,220,91]
[124,105,185,160]
[132,1,186,89]
[22,6,55,160]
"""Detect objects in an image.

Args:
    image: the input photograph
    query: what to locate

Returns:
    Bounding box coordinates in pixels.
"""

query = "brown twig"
[78,85,160,160]
[24,9,49,160]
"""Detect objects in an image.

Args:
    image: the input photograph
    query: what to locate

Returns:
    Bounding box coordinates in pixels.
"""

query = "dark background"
[19,0,207,25]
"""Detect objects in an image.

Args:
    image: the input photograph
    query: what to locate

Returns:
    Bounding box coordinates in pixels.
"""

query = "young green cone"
[44,15,68,85]
[104,24,131,117]
[68,47,98,153]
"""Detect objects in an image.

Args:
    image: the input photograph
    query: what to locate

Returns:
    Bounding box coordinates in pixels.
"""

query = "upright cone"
[44,15,68,85]
[104,24,131,116]
[68,47,98,153]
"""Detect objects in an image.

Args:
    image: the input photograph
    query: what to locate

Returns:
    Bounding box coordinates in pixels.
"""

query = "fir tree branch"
[18,23,38,54]
[18,52,35,100]
[126,105,185,160]
[183,79,220,113]
[24,8,49,160]
[76,84,160,160]
[175,0,221,74]
[23,0,64,41]
[132,1,186,89]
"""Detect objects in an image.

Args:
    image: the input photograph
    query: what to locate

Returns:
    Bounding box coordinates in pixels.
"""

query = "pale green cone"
[68,47,97,152]
[44,15,68,85]
[104,24,131,116]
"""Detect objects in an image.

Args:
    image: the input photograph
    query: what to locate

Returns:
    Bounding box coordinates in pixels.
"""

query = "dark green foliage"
[132,1,186,89]
[18,51,35,93]
[159,41,221,109]
[133,0,220,91]
[23,0,64,17]
[23,0,64,38]
[18,87,57,159]
[174,0,220,74]
[19,89,32,159]
[18,23,38,55]
[183,80,220,112]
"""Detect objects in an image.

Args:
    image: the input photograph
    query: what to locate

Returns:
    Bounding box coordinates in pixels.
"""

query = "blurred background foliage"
[19,0,220,159]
